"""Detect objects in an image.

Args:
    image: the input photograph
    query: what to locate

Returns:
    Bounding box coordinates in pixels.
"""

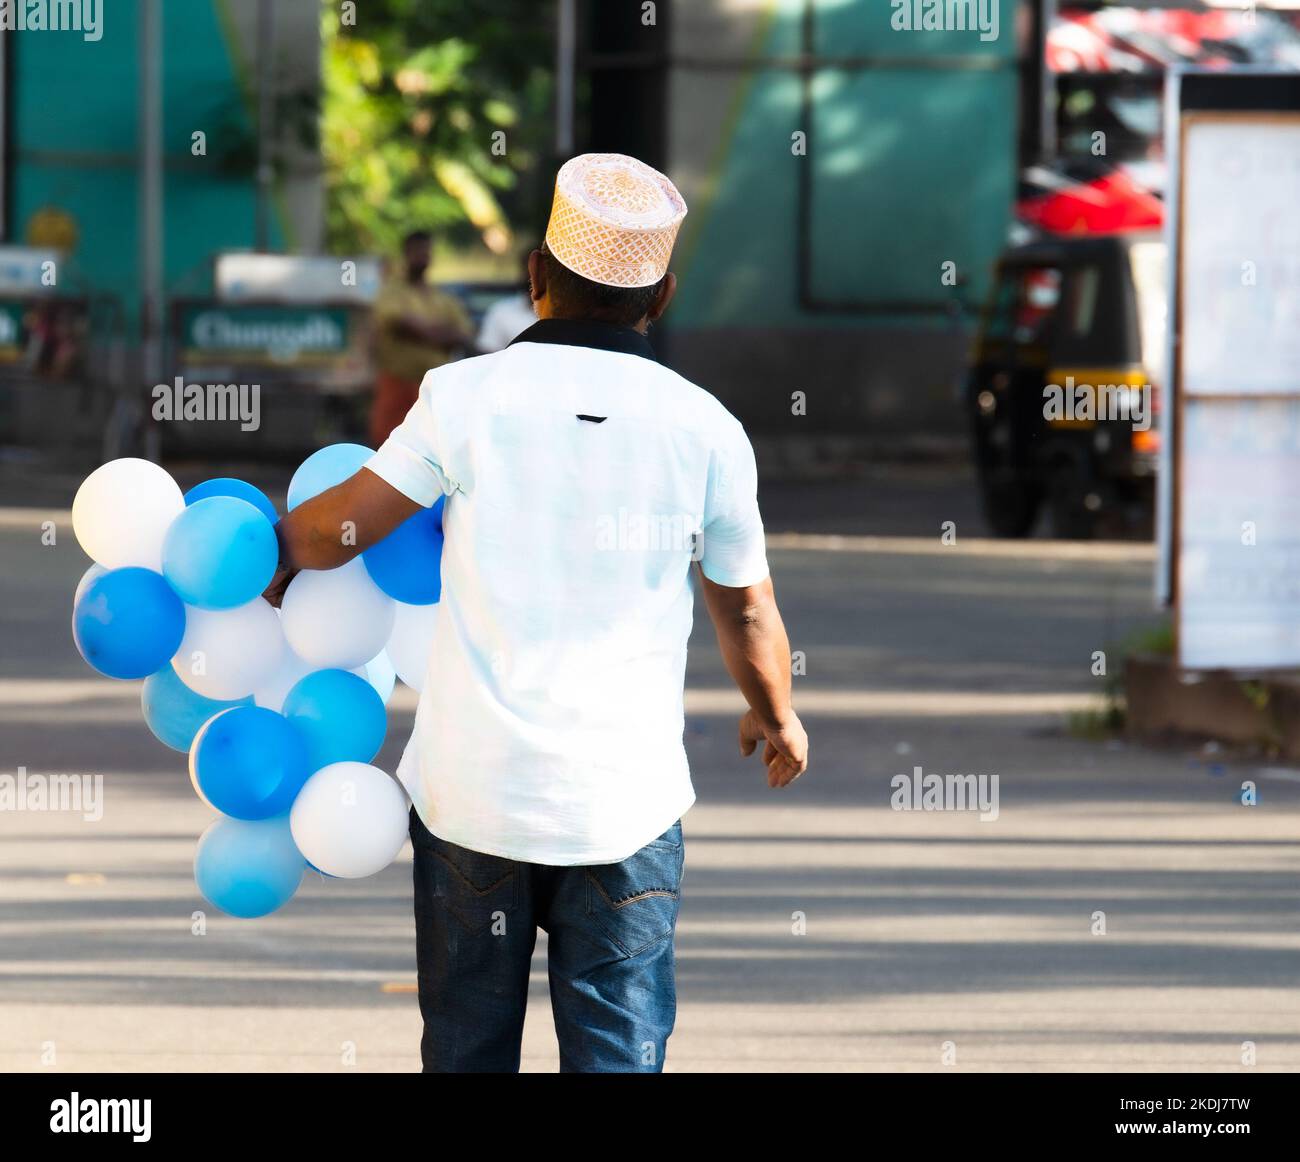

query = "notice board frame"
[1164,69,1300,670]
[1158,68,1300,609]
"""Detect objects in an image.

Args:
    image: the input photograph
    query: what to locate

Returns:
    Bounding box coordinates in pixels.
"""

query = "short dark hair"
[403,229,432,248]
[539,243,666,327]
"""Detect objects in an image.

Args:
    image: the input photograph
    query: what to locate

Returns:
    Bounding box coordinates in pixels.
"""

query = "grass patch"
[1066,618,1172,740]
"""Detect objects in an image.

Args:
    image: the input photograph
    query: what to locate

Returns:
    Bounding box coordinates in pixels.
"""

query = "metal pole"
[139,0,162,461]
[255,0,276,251]
[556,0,576,157]
[1040,0,1058,161]
[0,29,8,239]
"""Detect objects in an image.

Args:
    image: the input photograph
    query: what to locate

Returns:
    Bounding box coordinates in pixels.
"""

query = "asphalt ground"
[4,473,1296,1072]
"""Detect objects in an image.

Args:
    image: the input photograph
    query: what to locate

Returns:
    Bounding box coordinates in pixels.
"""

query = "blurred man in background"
[370,229,473,446]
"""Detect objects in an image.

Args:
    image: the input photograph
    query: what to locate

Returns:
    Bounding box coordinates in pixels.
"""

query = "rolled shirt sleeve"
[364,370,456,508]
[699,421,769,588]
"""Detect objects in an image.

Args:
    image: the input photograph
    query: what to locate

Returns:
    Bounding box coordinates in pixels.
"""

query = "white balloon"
[72,458,185,571]
[290,761,409,879]
[353,650,396,705]
[281,558,394,670]
[172,598,284,700]
[254,651,318,712]
[387,600,438,691]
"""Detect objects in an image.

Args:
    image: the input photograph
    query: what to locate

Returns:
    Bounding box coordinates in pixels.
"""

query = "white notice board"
[1176,113,1300,669]
[1181,116,1300,397]
[1178,398,1300,668]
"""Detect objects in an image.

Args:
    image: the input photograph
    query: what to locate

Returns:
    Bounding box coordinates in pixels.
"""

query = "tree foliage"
[322,0,554,259]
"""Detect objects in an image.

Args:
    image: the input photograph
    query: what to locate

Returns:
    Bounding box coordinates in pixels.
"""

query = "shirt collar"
[508,318,658,363]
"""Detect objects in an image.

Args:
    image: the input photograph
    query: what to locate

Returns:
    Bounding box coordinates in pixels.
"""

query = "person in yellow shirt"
[370,230,472,446]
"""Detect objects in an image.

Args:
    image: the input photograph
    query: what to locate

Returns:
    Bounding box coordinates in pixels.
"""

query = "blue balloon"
[362,505,444,604]
[184,477,279,525]
[73,567,186,679]
[194,815,305,919]
[283,668,387,770]
[74,562,107,606]
[287,443,373,510]
[162,496,278,610]
[142,665,250,753]
[191,706,310,820]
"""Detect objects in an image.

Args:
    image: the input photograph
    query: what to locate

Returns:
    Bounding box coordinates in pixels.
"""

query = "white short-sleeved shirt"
[365,319,769,865]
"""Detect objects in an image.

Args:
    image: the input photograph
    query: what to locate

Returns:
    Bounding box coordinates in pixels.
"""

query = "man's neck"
[541,311,648,334]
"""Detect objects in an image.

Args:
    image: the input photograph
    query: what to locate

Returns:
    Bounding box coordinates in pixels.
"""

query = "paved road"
[2,485,1298,1072]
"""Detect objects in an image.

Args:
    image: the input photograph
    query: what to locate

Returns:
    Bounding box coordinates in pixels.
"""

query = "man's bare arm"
[266,467,423,602]
[698,570,808,788]
[393,316,470,348]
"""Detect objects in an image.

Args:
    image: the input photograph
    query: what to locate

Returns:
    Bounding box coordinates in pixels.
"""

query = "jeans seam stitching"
[585,872,677,910]
[431,849,515,898]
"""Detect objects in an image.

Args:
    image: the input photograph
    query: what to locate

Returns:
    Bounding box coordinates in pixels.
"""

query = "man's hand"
[261,564,298,609]
[738,708,808,789]
[396,316,470,349]
[698,571,806,789]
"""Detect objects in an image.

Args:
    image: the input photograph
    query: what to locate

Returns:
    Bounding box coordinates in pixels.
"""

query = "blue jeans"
[410,808,684,1073]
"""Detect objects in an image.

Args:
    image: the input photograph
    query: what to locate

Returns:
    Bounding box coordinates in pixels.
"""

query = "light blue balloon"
[283,668,387,770]
[142,665,250,753]
[287,443,374,510]
[191,706,311,820]
[73,567,186,679]
[362,503,443,604]
[360,651,396,704]
[184,477,279,525]
[194,815,305,919]
[162,496,278,610]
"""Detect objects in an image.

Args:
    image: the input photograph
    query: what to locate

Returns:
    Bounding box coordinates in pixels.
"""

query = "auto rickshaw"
[965,232,1166,539]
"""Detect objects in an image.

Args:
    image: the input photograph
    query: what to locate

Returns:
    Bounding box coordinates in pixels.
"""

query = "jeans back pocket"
[584,822,684,958]
[429,839,518,935]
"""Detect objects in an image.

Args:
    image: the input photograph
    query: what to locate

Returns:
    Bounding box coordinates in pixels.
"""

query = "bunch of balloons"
[70,445,443,918]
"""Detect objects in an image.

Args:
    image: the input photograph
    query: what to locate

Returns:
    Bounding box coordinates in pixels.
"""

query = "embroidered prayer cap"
[544,153,688,289]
